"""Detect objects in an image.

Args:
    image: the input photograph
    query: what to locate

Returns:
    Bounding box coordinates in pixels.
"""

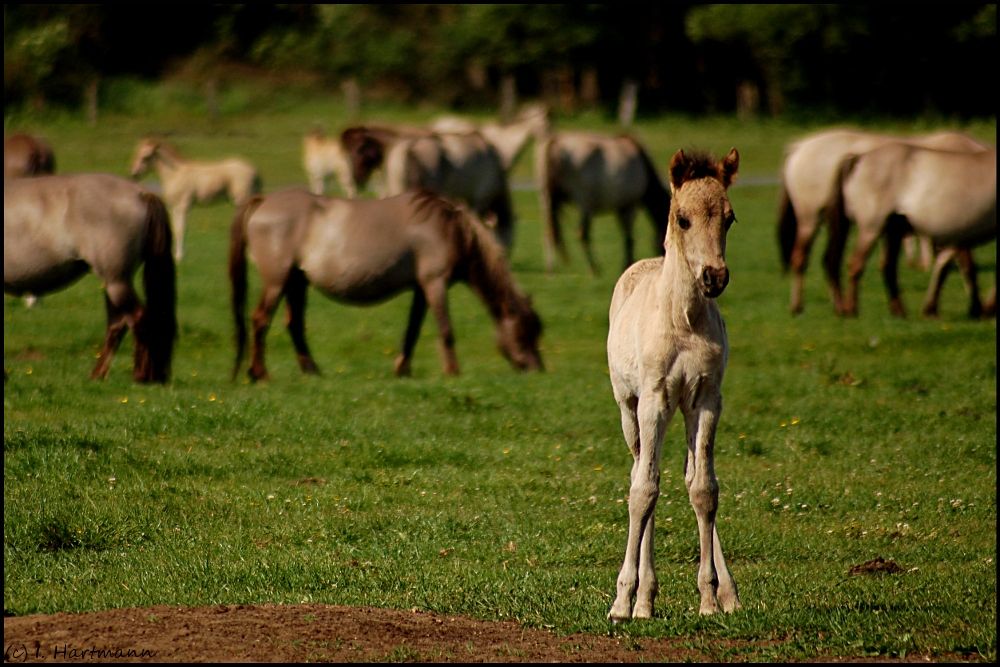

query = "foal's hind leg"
[91,282,141,380]
[248,285,284,381]
[394,289,428,377]
[284,267,319,374]
[617,206,637,273]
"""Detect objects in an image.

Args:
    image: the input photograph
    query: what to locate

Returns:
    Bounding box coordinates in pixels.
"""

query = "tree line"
[5,4,995,118]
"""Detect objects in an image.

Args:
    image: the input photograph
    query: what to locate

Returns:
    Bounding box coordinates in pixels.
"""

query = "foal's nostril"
[702,269,713,286]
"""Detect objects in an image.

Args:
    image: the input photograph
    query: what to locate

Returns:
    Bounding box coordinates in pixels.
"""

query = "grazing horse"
[229,189,543,380]
[430,104,551,172]
[130,139,261,261]
[607,149,741,620]
[383,132,515,248]
[4,134,55,178]
[826,145,996,318]
[777,129,989,314]
[4,174,176,382]
[536,132,671,275]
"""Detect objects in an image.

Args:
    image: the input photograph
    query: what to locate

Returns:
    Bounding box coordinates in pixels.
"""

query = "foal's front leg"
[610,389,670,622]
[421,277,459,376]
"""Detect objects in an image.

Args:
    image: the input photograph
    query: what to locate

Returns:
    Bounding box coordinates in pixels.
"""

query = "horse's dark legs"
[421,277,458,375]
[953,248,983,319]
[91,283,142,380]
[394,288,428,377]
[790,224,818,315]
[617,206,637,273]
[283,267,319,375]
[248,285,283,381]
[579,210,600,276]
[881,220,909,317]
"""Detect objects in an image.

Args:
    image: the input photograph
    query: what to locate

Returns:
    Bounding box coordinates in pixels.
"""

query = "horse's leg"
[982,283,997,318]
[248,285,283,381]
[91,282,140,380]
[789,215,818,315]
[843,226,882,317]
[394,289,428,377]
[953,248,983,319]
[610,389,671,622]
[880,219,906,317]
[920,247,956,318]
[284,267,319,374]
[683,392,726,615]
[903,234,918,268]
[617,206,637,273]
[169,197,191,262]
[421,277,458,376]
[579,210,600,276]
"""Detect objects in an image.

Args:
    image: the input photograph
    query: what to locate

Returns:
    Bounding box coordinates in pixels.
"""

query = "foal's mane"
[672,150,726,184]
[411,191,523,319]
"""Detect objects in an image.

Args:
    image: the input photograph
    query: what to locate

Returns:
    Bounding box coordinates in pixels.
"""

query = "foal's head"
[130,139,160,180]
[666,148,739,298]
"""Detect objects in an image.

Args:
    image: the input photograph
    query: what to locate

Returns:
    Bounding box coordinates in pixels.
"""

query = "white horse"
[430,104,550,172]
[777,129,989,314]
[536,132,671,275]
[302,130,356,197]
[607,149,741,620]
[130,139,261,261]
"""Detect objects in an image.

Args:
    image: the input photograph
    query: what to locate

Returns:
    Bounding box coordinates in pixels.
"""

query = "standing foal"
[607,149,741,620]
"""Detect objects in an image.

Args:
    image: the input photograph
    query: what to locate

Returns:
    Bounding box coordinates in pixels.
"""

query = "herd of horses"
[3,110,996,621]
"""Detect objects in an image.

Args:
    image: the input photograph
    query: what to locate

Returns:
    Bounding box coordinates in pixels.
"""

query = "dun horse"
[4,134,55,178]
[383,132,515,248]
[536,132,671,275]
[430,104,550,172]
[4,174,176,382]
[827,145,996,318]
[777,129,989,314]
[130,139,261,261]
[229,189,543,380]
[607,149,741,620]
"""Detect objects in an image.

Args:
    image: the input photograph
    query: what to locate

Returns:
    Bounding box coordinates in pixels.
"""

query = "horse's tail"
[823,154,861,289]
[632,139,671,253]
[535,134,566,270]
[139,192,176,383]
[776,174,797,272]
[230,194,265,380]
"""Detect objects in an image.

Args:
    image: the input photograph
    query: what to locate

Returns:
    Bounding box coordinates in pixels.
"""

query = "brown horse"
[4,174,176,382]
[337,125,432,196]
[229,189,543,380]
[4,134,55,178]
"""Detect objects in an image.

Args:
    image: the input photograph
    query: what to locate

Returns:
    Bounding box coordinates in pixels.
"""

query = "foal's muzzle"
[702,266,730,298]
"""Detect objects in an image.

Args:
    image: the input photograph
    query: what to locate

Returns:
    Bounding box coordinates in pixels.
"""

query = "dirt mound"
[849,556,904,576]
[5,603,706,662]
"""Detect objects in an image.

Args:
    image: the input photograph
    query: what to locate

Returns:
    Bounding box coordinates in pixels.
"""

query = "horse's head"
[340,128,384,191]
[130,140,159,180]
[496,293,544,372]
[667,148,739,299]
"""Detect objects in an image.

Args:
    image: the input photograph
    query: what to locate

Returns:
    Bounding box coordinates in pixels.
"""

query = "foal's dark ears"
[719,148,739,188]
[668,149,689,192]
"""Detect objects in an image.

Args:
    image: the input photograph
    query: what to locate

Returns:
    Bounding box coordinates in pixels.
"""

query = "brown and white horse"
[777,129,989,314]
[4,174,176,382]
[537,132,671,275]
[130,139,261,261]
[229,189,542,380]
[607,149,741,620]
[4,134,55,178]
[826,145,996,318]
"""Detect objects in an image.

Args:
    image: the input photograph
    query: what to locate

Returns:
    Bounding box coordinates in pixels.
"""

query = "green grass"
[4,90,996,661]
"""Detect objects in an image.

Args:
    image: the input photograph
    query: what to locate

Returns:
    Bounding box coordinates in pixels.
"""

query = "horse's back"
[552,133,646,209]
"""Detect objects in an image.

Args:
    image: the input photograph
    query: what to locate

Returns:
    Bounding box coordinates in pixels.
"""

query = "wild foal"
[607,149,741,620]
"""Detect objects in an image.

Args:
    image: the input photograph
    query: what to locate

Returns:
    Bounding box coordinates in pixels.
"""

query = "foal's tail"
[535,135,567,270]
[140,192,176,383]
[823,154,861,291]
[776,175,797,272]
[229,195,264,380]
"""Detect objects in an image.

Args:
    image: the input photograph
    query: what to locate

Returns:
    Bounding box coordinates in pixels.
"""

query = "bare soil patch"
[5,603,709,662]
[849,556,904,576]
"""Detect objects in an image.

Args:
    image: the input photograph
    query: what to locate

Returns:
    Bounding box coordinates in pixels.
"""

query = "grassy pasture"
[4,96,996,661]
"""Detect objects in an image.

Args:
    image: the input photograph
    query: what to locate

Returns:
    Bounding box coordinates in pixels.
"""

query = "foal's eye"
[677,216,691,231]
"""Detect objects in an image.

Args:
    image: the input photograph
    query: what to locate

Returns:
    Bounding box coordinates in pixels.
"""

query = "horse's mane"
[411,190,522,319]
[672,150,726,184]
[148,139,184,164]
